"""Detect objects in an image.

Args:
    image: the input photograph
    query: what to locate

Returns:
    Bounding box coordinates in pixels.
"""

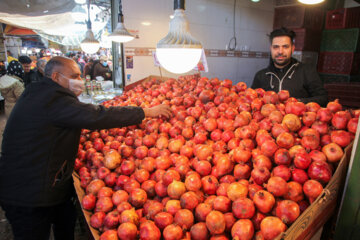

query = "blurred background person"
[92,55,112,80]
[0,60,25,149]
[18,55,37,87]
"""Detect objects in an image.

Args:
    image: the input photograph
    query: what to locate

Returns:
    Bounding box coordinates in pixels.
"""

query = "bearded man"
[251,27,327,106]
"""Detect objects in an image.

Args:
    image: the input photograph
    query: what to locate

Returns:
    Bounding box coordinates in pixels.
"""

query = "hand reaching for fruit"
[143,104,172,118]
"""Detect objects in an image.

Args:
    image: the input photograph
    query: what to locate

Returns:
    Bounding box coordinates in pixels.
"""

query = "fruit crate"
[325,7,360,29]
[293,51,318,66]
[320,28,360,52]
[317,52,360,75]
[292,28,322,51]
[319,73,360,83]
[324,83,360,109]
[275,143,353,239]
[273,6,324,30]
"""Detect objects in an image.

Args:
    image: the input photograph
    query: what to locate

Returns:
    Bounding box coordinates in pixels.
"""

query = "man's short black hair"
[44,57,65,78]
[18,55,32,64]
[269,27,296,44]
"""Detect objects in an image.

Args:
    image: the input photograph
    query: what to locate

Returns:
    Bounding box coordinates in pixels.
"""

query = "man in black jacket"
[0,56,172,240]
[252,28,328,106]
[18,55,38,87]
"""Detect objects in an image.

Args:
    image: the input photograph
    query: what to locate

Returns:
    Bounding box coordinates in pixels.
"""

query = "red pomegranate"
[231,219,255,240]
[206,210,226,235]
[253,190,275,214]
[260,216,286,240]
[275,200,300,224]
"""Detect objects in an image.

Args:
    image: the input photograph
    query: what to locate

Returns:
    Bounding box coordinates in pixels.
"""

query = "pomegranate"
[303,180,323,203]
[330,130,351,148]
[100,230,118,240]
[282,114,301,132]
[260,216,286,240]
[322,143,343,162]
[275,200,300,224]
[232,198,255,219]
[190,222,210,240]
[174,209,194,230]
[284,181,304,202]
[117,222,138,240]
[90,211,106,229]
[272,165,291,181]
[253,190,275,214]
[206,210,226,235]
[227,182,248,201]
[139,220,161,240]
[154,212,173,230]
[231,219,254,240]
[308,161,332,184]
[251,167,271,185]
[163,224,183,240]
[266,176,288,197]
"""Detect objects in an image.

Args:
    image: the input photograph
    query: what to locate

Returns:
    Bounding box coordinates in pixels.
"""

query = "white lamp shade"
[156,48,202,74]
[81,29,100,54]
[75,0,87,4]
[298,0,324,4]
[156,9,203,74]
[107,22,134,43]
[80,42,100,54]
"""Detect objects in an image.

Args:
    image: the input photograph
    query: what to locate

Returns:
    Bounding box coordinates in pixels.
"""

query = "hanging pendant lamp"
[107,0,134,43]
[156,0,203,74]
[298,0,325,4]
[80,0,100,54]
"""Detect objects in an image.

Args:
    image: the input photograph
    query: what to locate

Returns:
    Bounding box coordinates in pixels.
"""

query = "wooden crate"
[275,143,353,239]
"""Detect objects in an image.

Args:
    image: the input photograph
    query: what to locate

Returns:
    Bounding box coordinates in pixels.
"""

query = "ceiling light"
[107,0,134,43]
[251,0,260,2]
[141,21,152,26]
[298,0,324,4]
[80,0,100,54]
[75,0,87,4]
[156,0,202,74]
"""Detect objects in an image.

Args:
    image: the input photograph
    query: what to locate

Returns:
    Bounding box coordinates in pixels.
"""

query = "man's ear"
[51,72,59,83]
[291,43,295,54]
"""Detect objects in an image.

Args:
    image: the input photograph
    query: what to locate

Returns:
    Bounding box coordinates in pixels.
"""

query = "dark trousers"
[0,198,77,240]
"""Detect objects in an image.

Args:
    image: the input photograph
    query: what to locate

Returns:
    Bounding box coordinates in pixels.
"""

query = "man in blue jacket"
[252,27,328,106]
[0,56,172,240]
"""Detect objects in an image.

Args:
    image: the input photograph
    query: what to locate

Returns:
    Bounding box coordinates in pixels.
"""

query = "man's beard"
[272,55,291,67]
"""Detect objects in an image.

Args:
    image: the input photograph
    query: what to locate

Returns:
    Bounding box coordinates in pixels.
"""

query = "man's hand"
[143,104,172,118]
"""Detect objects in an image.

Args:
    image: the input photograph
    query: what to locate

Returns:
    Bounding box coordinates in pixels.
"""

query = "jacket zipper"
[265,63,299,91]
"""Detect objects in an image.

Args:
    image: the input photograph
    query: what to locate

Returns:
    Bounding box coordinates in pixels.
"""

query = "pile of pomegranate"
[76,76,358,240]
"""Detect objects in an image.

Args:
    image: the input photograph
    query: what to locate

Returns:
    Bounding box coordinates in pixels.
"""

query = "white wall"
[122,0,274,87]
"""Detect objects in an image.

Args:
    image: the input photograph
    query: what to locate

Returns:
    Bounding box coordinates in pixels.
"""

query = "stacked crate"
[273,5,324,65]
[318,7,360,82]
[318,7,360,108]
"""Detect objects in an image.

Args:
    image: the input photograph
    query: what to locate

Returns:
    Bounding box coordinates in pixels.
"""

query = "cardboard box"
[275,143,353,240]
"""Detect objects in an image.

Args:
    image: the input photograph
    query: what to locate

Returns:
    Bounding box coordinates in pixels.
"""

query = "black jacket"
[24,69,41,87]
[252,58,328,106]
[0,77,144,207]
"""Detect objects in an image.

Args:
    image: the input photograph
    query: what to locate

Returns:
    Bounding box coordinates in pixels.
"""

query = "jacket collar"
[268,57,298,74]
